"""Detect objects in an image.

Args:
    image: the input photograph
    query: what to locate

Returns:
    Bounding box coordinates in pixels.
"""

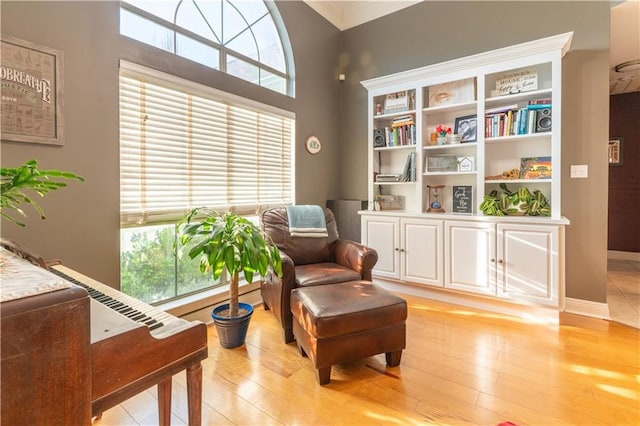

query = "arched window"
[120,0,295,96]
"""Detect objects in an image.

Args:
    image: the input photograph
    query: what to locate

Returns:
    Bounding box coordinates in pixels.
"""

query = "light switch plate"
[570,165,588,178]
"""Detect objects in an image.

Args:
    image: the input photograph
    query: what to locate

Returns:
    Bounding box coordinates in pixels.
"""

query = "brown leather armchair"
[260,207,378,343]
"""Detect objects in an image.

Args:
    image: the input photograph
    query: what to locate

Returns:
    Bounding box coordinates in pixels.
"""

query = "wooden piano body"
[0,246,208,425]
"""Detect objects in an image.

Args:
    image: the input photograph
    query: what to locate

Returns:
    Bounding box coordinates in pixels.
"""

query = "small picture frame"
[454,115,477,143]
[609,138,623,166]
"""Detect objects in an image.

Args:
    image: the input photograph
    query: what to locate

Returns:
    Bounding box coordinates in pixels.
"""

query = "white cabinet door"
[401,219,443,286]
[445,221,496,295]
[497,223,559,306]
[362,215,400,279]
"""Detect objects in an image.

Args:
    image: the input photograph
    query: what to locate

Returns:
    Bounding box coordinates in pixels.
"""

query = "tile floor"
[607,258,640,329]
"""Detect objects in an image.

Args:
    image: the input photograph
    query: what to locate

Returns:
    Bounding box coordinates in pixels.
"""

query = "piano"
[0,244,208,426]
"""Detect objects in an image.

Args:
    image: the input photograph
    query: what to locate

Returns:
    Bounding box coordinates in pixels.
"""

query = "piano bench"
[290,280,407,385]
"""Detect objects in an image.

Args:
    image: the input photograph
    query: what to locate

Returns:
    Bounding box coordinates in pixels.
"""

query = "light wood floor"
[94,294,640,425]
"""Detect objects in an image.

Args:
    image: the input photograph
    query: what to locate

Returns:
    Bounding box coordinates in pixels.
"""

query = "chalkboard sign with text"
[452,185,473,214]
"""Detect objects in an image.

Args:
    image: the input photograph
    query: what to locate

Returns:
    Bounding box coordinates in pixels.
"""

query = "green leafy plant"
[480,183,550,216]
[177,208,282,318]
[1,159,84,227]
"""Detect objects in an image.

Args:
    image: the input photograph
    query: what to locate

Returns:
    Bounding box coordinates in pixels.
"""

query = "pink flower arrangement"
[435,124,452,137]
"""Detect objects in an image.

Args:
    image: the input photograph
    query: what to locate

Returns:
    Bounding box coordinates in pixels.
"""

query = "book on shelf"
[402,151,416,182]
[391,113,415,127]
[526,103,551,110]
[527,109,537,133]
[486,104,519,115]
[528,98,552,105]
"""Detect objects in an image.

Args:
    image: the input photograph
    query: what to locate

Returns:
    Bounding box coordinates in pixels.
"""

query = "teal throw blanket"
[286,205,328,238]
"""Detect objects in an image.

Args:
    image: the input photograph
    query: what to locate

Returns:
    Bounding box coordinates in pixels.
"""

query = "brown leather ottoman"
[290,280,407,385]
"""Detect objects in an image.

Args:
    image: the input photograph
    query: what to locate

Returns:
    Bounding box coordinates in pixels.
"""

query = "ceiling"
[304,0,640,95]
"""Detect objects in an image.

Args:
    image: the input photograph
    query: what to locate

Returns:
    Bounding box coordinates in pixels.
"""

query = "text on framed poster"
[495,70,537,96]
[1,34,64,145]
[452,185,473,214]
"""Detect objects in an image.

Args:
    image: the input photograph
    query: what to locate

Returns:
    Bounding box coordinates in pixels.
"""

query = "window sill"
[159,281,261,318]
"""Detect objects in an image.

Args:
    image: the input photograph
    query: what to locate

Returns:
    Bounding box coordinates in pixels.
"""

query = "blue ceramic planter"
[211,302,253,348]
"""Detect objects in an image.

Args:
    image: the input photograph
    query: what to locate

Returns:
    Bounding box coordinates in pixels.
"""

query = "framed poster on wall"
[608,138,623,166]
[1,34,64,145]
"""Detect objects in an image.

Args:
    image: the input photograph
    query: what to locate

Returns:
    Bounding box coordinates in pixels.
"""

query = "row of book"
[485,99,551,138]
[375,114,417,147]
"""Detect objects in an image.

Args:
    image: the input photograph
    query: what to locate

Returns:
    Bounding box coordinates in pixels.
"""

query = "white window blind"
[119,61,294,226]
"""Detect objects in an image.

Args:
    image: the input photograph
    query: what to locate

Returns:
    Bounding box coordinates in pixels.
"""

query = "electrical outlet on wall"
[570,165,588,178]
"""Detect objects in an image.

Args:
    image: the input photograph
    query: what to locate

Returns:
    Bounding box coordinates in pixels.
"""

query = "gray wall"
[0,1,342,287]
[338,1,610,303]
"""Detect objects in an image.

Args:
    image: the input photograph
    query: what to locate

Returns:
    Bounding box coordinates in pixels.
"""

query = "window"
[120,61,294,303]
[120,0,295,96]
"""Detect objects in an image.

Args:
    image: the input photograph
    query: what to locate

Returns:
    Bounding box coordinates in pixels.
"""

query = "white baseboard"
[608,250,640,262]
[373,278,561,325]
[564,297,610,320]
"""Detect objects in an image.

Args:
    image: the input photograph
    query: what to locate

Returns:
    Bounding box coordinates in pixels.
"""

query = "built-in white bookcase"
[360,33,573,317]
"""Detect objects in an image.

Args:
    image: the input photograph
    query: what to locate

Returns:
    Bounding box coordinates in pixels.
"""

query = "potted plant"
[1,159,84,227]
[177,208,282,348]
[479,183,550,216]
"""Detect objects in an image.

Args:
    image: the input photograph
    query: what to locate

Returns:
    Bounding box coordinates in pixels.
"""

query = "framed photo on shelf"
[608,138,623,166]
[520,156,552,179]
[428,78,475,107]
[454,114,477,143]
[384,91,409,114]
[1,34,64,145]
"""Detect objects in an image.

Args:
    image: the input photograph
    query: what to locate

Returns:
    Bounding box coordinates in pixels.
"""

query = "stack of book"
[485,99,551,137]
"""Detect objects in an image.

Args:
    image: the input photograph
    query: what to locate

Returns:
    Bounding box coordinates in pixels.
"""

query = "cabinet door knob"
[490,258,496,263]
[498,259,504,264]
[395,248,399,251]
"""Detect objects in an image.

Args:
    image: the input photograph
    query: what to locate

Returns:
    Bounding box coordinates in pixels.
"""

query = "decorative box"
[427,155,458,172]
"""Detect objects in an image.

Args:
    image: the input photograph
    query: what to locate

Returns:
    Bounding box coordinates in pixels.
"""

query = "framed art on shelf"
[452,185,473,214]
[454,114,477,143]
[495,69,538,96]
[384,91,409,114]
[608,138,623,166]
[1,34,64,145]
[428,78,475,107]
[520,156,552,179]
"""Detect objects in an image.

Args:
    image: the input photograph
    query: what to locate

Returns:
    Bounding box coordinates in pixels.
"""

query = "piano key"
[49,267,174,330]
